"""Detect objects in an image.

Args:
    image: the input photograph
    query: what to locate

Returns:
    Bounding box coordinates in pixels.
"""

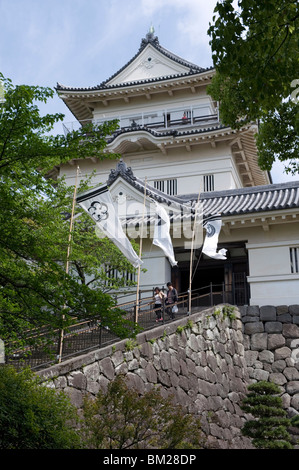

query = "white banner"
[77,185,142,268]
[153,202,177,267]
[202,215,227,260]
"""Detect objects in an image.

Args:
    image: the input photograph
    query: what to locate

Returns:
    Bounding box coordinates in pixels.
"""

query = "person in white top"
[153,287,166,322]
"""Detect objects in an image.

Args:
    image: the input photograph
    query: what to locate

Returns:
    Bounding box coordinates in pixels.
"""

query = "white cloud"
[271,161,299,184]
[138,0,218,65]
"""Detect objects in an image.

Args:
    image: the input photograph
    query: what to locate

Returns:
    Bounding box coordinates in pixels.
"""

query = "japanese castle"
[55,29,299,307]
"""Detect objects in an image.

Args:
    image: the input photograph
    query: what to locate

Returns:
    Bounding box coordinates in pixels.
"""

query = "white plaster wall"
[248,277,299,306]
[139,251,172,291]
[106,43,191,86]
[59,141,242,194]
[247,240,299,306]
[92,88,213,122]
[248,243,291,276]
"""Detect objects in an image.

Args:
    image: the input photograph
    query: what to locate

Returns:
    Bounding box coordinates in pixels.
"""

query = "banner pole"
[135,177,147,324]
[188,191,201,315]
[57,165,80,363]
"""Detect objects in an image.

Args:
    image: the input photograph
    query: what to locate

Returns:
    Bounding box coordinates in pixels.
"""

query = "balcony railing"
[62,104,219,136]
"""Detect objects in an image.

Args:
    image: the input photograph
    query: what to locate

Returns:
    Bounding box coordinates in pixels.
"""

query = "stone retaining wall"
[240,305,299,415]
[38,306,253,449]
[37,304,299,449]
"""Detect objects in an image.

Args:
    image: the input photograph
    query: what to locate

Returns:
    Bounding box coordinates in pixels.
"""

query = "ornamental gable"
[106,43,191,86]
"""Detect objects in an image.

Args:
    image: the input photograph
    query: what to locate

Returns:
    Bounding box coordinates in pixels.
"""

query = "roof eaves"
[105,123,230,145]
[56,68,214,93]
[101,32,205,87]
[105,160,299,220]
[56,32,214,93]
[107,159,190,208]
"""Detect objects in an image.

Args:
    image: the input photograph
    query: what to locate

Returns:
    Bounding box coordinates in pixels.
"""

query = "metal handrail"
[6,281,245,370]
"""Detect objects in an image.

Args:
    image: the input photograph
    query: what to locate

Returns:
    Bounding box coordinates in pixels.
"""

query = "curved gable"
[104,30,204,87]
[107,43,192,86]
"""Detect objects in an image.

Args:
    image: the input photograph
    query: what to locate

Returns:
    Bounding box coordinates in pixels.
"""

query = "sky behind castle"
[0,0,297,183]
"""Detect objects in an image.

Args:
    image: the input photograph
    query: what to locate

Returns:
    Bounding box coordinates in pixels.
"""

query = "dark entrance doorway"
[172,241,250,306]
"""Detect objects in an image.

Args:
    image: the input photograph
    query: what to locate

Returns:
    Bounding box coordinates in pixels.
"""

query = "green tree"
[81,375,205,449]
[0,74,139,354]
[208,0,299,174]
[0,365,79,449]
[241,381,293,449]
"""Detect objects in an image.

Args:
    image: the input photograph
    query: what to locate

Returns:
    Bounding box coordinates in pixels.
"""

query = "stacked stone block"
[37,303,299,448]
[241,305,299,414]
[38,306,252,449]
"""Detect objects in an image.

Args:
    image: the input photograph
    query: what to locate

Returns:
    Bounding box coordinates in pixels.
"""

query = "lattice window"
[154,178,177,196]
[203,174,215,192]
[105,267,137,287]
[290,247,299,273]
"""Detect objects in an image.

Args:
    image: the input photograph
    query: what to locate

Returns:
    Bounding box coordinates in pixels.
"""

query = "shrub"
[0,365,80,449]
[241,380,293,449]
[81,375,205,449]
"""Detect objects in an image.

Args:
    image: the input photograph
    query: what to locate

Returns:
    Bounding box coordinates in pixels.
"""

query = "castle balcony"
[62,104,219,137]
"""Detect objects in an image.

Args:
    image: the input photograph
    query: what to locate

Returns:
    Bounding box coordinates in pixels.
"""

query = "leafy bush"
[0,365,79,449]
[81,375,205,449]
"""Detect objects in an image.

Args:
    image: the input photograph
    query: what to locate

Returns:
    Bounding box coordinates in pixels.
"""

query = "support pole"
[57,165,80,363]
[188,191,201,315]
[134,177,147,324]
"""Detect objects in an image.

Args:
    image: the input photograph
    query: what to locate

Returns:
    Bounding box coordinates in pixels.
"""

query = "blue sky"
[0,0,297,183]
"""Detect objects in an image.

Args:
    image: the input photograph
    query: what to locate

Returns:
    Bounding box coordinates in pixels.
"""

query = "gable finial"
[140,25,159,50]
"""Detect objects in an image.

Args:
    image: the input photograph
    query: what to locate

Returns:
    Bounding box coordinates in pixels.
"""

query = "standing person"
[165,282,178,319]
[153,287,165,322]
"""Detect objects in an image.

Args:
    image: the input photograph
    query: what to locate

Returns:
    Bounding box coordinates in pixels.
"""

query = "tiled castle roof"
[107,160,299,219]
[195,182,299,217]
[56,32,213,93]
[106,122,229,144]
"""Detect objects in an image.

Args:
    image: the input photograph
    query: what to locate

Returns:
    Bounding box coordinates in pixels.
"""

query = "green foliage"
[0,365,79,449]
[161,329,167,341]
[81,375,205,449]
[256,100,299,174]
[213,305,236,321]
[125,339,139,351]
[0,74,139,353]
[241,381,293,449]
[0,73,120,174]
[176,325,184,334]
[176,320,194,335]
[291,414,299,427]
[208,1,299,174]
[186,319,194,329]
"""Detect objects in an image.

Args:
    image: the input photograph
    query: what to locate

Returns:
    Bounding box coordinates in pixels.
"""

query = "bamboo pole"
[188,191,201,315]
[57,165,80,363]
[134,177,147,324]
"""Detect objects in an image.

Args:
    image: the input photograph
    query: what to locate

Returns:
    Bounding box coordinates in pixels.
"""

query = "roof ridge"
[91,160,299,219]
[199,180,299,201]
[106,159,189,208]
[56,32,213,92]
[106,123,229,145]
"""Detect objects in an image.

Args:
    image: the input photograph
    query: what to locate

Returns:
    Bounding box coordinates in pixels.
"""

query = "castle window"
[105,267,137,287]
[290,247,299,273]
[203,174,215,192]
[154,178,177,196]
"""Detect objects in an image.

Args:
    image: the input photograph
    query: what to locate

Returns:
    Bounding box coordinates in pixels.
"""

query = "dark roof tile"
[56,32,213,93]
[107,160,299,218]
